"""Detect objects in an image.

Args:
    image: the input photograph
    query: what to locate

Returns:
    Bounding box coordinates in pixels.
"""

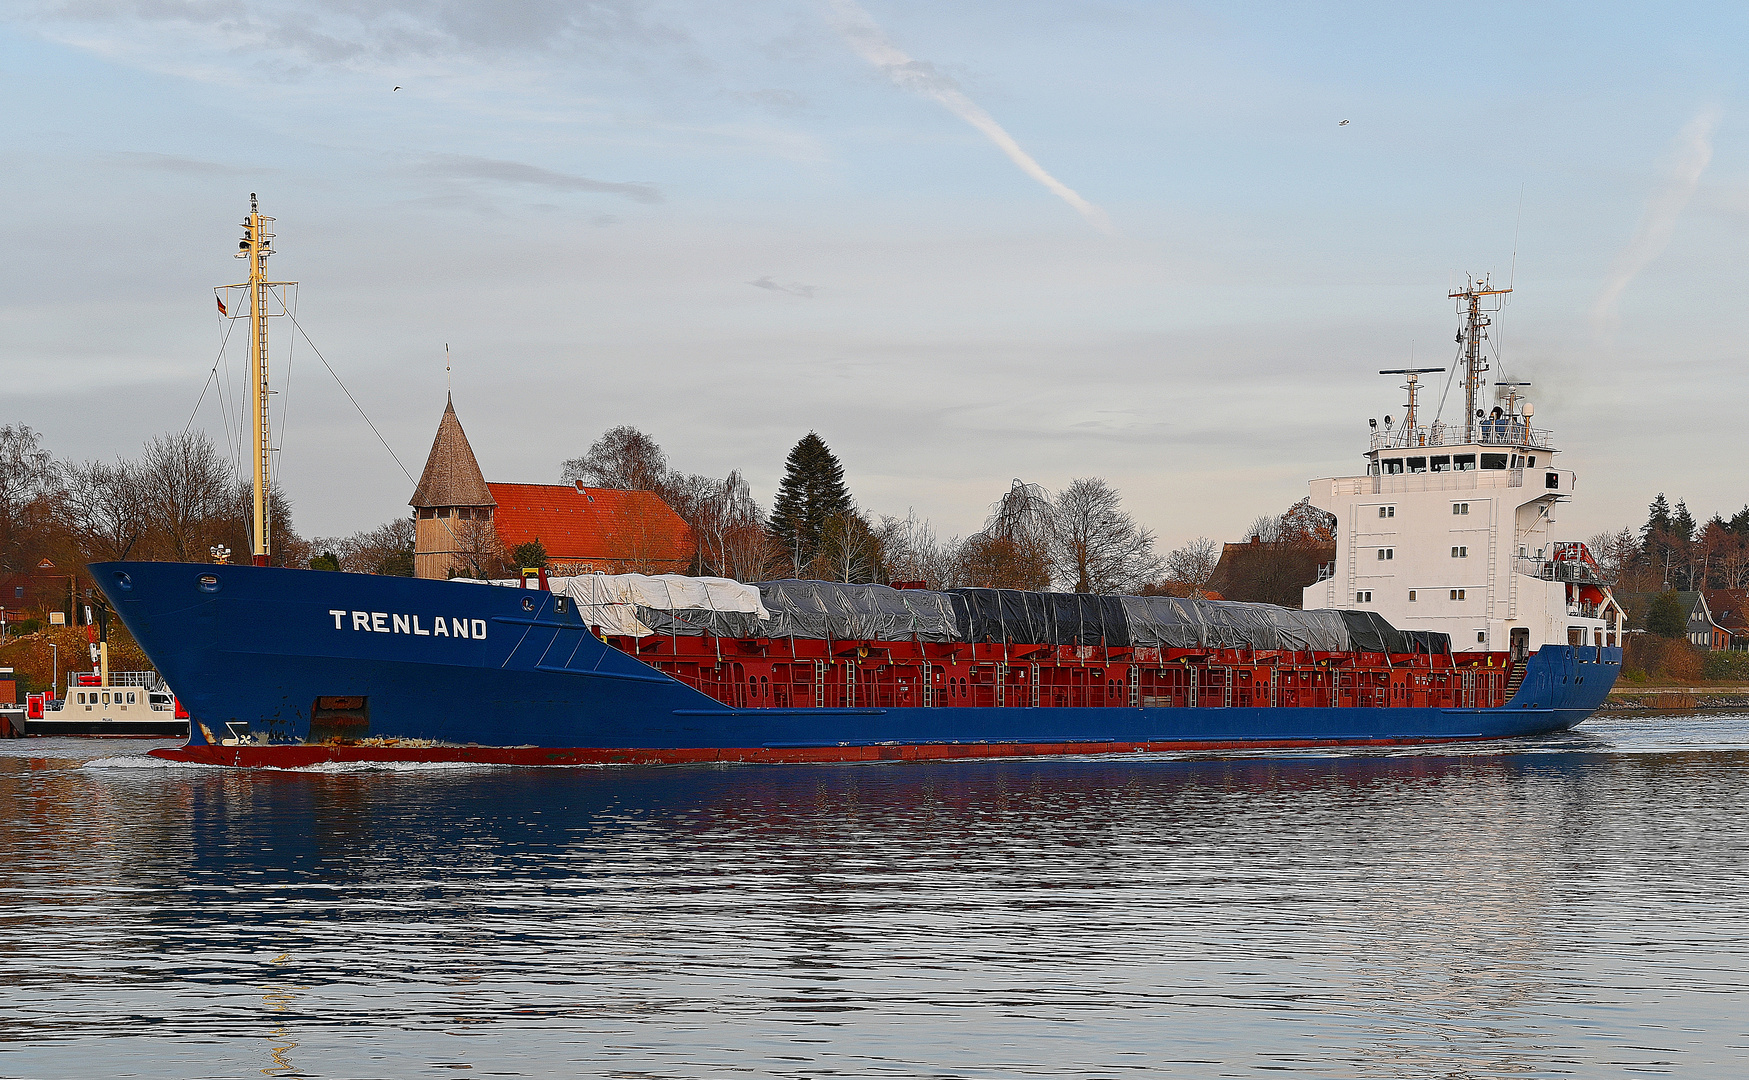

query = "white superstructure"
[1302,280,1625,659]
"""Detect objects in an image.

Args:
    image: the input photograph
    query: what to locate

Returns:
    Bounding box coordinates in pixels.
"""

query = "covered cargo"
[551,574,770,638]
[752,580,962,642]
[947,589,1130,646]
[1120,596,1353,651]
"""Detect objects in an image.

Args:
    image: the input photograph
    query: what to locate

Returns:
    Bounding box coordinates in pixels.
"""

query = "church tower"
[410,395,498,579]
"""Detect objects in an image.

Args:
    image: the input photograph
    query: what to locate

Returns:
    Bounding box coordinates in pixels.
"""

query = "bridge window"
[1381,458,1404,474]
[1481,454,1508,470]
[1545,472,1560,489]
[1454,454,1476,470]
[1430,455,1451,471]
[1378,505,1394,518]
[1450,589,1466,600]
[1407,457,1427,473]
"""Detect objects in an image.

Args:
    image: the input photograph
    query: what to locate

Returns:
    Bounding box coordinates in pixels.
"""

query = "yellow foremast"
[224,194,295,566]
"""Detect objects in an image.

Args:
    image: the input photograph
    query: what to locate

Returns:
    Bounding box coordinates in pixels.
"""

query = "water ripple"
[2,718,1747,1077]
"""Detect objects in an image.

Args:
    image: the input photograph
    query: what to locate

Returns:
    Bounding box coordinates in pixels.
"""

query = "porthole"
[112,571,133,592]
[522,597,536,611]
[196,574,220,593]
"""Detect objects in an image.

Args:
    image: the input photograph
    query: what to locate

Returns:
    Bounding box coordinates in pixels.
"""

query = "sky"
[4,1,1747,552]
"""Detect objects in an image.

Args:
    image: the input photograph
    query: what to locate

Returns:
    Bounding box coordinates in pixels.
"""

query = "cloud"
[826,0,1114,236]
[418,154,662,203]
[749,276,817,298]
[28,0,686,64]
[114,151,252,174]
[1590,106,1720,340]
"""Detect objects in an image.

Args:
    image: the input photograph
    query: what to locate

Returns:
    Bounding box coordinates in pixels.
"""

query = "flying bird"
[393,86,401,91]
[1339,119,1349,126]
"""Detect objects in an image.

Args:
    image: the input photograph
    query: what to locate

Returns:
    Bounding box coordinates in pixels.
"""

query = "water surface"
[3,714,1747,1078]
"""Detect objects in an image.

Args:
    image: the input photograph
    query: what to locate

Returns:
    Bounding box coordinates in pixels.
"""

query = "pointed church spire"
[410,396,496,509]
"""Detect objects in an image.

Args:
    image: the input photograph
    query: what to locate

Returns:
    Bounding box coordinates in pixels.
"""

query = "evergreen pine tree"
[1643,493,1672,542]
[768,432,853,573]
[1671,499,1697,544]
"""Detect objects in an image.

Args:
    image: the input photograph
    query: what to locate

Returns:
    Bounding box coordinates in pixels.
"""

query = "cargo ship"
[108,203,1620,768]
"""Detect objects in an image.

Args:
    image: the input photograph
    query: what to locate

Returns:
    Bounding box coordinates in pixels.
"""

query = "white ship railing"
[1514,557,1613,585]
[64,670,165,694]
[1371,423,1553,451]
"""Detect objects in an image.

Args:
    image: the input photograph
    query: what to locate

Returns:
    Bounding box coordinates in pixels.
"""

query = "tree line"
[1587,493,1749,593]
[559,425,1190,594]
[0,423,414,586]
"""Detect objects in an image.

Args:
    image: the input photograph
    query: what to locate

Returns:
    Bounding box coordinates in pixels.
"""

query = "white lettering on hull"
[328,609,485,639]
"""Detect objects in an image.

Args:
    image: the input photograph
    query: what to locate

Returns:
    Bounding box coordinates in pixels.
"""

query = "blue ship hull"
[91,562,1620,767]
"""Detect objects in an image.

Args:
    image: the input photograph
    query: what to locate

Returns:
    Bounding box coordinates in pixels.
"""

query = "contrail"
[827,0,1115,235]
[1591,107,1719,339]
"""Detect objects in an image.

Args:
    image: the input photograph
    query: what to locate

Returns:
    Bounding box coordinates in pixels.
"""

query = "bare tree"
[561,426,668,491]
[1161,536,1220,595]
[316,518,417,575]
[663,469,774,579]
[1717,532,1749,590]
[813,511,883,583]
[61,458,146,562]
[137,431,233,562]
[1048,477,1162,593]
[875,511,961,589]
[0,424,57,573]
[958,533,1049,590]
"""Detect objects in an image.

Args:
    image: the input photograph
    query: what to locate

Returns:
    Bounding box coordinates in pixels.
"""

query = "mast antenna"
[1449,276,1511,443]
[1379,367,1445,443]
[221,195,296,566]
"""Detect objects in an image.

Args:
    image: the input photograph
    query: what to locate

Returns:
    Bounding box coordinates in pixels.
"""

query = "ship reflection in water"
[3,720,1747,1079]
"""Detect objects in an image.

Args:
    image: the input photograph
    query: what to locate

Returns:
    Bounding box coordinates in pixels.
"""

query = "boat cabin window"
[127,692,136,704]
[1408,590,1417,602]
[1453,454,1476,470]
[1355,591,1372,603]
[1367,463,1379,476]
[1451,546,1468,558]
[1528,456,1537,467]
[1377,548,1394,560]
[1546,472,1560,489]
[1510,454,1522,468]
[1450,589,1466,600]
[1378,505,1394,518]
[1430,455,1451,472]
[1452,502,1470,515]
[1406,456,1427,473]
[1381,458,1404,474]
[1481,453,1508,470]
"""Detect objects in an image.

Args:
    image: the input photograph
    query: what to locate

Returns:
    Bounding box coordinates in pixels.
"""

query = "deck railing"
[1371,422,1553,452]
[1514,558,1614,585]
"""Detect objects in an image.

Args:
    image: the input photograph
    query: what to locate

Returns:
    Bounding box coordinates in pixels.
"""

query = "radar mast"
[1450,277,1511,444]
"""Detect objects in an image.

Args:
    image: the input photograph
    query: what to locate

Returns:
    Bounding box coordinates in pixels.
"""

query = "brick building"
[409,396,694,579]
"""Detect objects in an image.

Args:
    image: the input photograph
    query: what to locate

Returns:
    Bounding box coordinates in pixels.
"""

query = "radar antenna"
[1379,367,1445,442]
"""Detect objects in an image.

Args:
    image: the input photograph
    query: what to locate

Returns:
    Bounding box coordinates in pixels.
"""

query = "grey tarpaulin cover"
[946,589,1131,646]
[1336,610,1411,654]
[1120,597,1353,651]
[752,580,962,642]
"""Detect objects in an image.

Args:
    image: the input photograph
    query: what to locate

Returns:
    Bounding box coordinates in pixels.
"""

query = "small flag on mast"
[215,295,228,316]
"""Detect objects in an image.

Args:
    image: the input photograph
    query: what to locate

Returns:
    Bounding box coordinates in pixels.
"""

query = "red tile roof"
[487,483,695,571]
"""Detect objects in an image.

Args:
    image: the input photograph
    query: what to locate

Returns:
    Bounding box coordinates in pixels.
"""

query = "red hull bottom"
[148,735,1499,769]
